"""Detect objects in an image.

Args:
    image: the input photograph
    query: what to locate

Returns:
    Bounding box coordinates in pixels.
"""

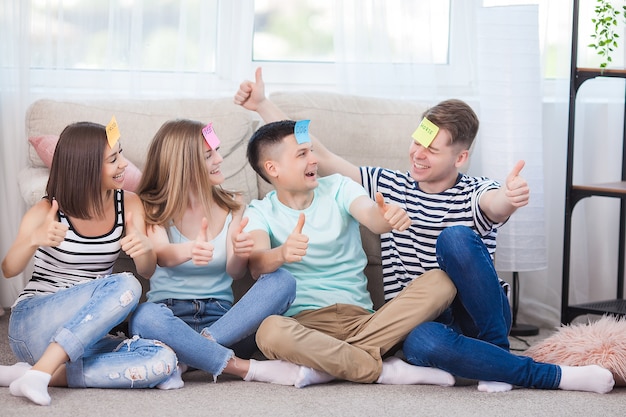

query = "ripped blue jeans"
[8,273,177,388]
[130,268,296,378]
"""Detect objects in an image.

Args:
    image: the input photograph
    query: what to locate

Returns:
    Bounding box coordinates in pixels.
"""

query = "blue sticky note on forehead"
[294,120,311,144]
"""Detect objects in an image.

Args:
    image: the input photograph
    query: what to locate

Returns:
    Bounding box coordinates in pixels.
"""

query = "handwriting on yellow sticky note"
[106,116,121,148]
[411,117,439,148]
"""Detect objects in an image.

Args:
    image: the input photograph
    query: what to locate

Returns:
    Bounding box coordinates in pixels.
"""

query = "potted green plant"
[588,0,626,69]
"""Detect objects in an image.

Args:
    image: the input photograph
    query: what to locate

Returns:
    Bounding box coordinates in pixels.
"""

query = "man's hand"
[234,67,266,111]
[281,213,308,263]
[232,217,254,259]
[376,192,411,231]
[504,160,529,208]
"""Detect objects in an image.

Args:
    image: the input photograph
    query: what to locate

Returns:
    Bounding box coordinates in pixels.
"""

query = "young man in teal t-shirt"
[243,119,456,388]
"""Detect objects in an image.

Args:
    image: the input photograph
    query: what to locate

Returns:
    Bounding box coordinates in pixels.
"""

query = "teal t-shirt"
[244,174,373,316]
[147,213,234,303]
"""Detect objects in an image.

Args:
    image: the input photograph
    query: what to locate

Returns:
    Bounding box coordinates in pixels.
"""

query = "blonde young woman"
[129,119,299,387]
[0,122,177,406]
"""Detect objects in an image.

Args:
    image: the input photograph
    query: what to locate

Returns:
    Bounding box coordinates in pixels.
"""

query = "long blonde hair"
[138,119,240,226]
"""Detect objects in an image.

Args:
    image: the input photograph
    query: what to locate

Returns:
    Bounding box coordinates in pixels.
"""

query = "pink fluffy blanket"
[524,315,626,386]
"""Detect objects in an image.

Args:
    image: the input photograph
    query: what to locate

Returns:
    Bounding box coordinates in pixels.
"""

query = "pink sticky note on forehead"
[202,123,220,149]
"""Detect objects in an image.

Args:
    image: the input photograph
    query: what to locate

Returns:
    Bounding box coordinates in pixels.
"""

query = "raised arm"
[234,67,361,183]
[121,193,157,279]
[479,160,530,224]
[2,199,68,278]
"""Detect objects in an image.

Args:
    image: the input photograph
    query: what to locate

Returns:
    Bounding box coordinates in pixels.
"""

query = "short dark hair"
[46,121,109,219]
[422,99,479,150]
[247,120,296,184]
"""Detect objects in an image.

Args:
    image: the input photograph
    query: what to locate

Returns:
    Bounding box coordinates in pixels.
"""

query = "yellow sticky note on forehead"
[106,116,121,148]
[411,117,439,148]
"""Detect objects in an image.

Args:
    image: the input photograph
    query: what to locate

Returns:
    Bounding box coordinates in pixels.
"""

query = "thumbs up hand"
[504,160,529,208]
[37,199,68,247]
[191,217,214,265]
[376,192,411,231]
[281,213,308,263]
[121,211,153,258]
[232,217,254,259]
[234,67,266,111]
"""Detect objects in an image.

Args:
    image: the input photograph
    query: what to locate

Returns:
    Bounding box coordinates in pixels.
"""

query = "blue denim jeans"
[9,273,177,388]
[403,226,561,389]
[129,268,296,377]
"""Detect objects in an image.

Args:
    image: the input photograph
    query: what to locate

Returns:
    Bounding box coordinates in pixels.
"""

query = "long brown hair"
[138,119,241,226]
[46,122,110,219]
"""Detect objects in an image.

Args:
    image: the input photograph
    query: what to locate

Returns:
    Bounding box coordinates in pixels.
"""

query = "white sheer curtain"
[0,0,234,307]
[0,1,30,308]
[331,0,574,327]
[2,0,623,327]
[333,0,476,100]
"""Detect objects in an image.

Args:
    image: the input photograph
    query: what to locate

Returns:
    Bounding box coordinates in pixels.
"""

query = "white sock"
[156,363,188,390]
[0,362,32,386]
[558,365,615,394]
[9,369,52,406]
[376,357,455,386]
[478,381,513,393]
[244,359,300,385]
[294,366,335,388]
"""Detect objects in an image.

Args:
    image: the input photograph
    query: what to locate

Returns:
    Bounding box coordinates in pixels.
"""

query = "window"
[30,0,219,72]
[25,0,591,97]
[252,0,450,65]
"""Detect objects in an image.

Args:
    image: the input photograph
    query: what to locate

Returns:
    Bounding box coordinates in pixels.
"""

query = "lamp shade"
[477,5,547,272]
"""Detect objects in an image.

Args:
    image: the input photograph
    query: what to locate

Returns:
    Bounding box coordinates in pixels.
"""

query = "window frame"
[27,0,477,97]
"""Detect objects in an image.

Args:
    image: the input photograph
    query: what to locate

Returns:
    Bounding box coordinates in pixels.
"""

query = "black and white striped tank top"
[13,189,125,306]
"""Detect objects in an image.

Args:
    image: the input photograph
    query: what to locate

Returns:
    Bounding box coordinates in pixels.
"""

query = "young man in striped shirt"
[233,68,615,394]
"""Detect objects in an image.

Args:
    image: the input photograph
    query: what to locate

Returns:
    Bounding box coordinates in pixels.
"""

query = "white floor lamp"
[477,5,548,336]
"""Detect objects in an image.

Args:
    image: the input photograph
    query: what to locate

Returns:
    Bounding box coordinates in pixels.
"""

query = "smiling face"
[102,141,129,191]
[408,128,468,193]
[203,140,225,186]
[266,134,318,192]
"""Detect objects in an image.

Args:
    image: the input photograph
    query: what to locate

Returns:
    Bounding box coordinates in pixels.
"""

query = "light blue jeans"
[9,273,177,388]
[403,226,561,389]
[129,268,296,377]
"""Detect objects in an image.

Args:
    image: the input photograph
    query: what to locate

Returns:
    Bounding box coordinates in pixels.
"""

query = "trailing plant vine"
[588,0,626,69]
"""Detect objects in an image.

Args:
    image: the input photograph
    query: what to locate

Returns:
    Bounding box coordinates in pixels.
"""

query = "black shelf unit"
[561,0,626,323]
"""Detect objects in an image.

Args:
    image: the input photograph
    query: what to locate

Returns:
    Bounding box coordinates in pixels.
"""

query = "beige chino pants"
[255,269,456,383]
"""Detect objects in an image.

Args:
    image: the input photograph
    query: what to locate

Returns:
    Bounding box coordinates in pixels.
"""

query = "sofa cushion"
[29,134,143,192]
[269,91,428,168]
[23,98,259,205]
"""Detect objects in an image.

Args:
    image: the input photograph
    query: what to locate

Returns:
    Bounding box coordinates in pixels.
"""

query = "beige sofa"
[19,92,429,308]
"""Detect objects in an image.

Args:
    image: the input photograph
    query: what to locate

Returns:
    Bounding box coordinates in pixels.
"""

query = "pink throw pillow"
[29,134,142,192]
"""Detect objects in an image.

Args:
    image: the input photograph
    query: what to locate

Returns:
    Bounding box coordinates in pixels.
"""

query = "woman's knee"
[260,268,296,301]
[106,272,143,310]
[129,303,170,337]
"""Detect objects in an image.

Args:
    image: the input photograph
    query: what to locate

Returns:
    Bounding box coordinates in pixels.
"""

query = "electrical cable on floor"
[509,334,532,352]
